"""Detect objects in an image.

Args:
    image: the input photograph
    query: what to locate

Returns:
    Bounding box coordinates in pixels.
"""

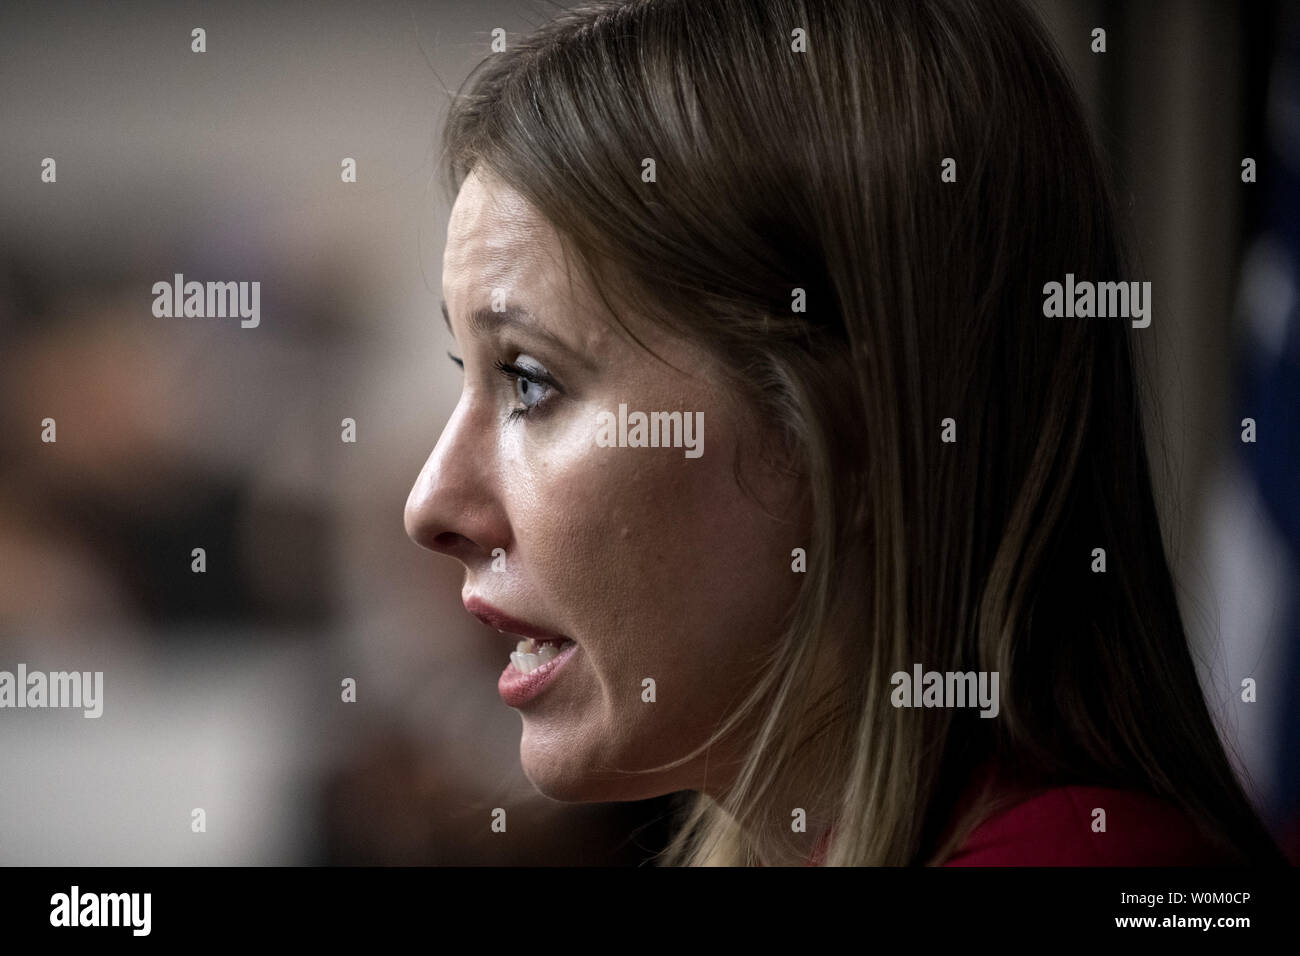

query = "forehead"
[442,168,569,305]
[439,166,725,390]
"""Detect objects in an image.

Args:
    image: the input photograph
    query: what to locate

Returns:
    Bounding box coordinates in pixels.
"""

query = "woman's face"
[404,167,806,802]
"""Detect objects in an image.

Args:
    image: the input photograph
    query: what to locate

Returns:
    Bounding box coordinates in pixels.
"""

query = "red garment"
[804,785,1237,865]
[940,785,1239,866]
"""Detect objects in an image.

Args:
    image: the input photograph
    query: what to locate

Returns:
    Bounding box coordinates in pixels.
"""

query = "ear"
[731,412,811,530]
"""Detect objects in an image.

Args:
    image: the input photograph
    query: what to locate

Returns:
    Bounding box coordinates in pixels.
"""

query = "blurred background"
[0,0,1295,864]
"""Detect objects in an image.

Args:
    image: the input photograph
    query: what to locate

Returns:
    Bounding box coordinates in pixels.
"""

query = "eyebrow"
[441,299,594,368]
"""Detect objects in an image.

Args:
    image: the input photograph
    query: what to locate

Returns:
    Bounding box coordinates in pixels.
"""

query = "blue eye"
[512,368,546,408]
[494,354,559,420]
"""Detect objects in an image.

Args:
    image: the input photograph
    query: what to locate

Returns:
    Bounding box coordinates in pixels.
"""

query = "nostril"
[433,530,472,553]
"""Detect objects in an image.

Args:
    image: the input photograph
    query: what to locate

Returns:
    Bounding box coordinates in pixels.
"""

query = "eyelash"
[494,358,559,421]
[444,351,560,422]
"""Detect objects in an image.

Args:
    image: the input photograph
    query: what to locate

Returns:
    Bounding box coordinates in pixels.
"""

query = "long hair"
[438,0,1286,865]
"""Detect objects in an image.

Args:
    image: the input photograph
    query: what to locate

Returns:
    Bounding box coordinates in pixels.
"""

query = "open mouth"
[463,596,576,677]
[508,636,577,675]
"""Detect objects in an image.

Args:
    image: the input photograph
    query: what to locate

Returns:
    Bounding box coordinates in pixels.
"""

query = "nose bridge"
[405,393,497,555]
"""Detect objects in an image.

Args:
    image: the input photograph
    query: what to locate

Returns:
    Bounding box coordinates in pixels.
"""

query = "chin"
[518,733,595,803]
[518,738,667,804]
[520,760,608,803]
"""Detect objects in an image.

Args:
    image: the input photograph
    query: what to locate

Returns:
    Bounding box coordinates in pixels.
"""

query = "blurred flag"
[1223,2,1300,863]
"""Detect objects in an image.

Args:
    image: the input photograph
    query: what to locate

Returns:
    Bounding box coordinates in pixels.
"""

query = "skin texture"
[404,167,808,803]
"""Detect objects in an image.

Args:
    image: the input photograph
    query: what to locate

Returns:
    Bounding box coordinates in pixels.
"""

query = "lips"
[463,596,578,708]
[462,595,571,645]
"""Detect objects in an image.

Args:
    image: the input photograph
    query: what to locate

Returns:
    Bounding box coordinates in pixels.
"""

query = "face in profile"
[404,167,807,803]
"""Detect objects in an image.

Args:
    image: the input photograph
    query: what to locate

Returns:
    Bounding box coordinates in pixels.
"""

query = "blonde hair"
[441,0,1286,865]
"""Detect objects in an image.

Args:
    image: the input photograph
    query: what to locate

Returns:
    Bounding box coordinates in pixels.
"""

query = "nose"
[404,395,509,567]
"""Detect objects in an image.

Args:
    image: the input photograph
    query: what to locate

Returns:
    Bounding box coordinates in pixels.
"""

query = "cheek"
[511,401,799,693]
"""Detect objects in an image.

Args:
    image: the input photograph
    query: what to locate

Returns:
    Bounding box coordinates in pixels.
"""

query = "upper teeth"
[509,637,571,674]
